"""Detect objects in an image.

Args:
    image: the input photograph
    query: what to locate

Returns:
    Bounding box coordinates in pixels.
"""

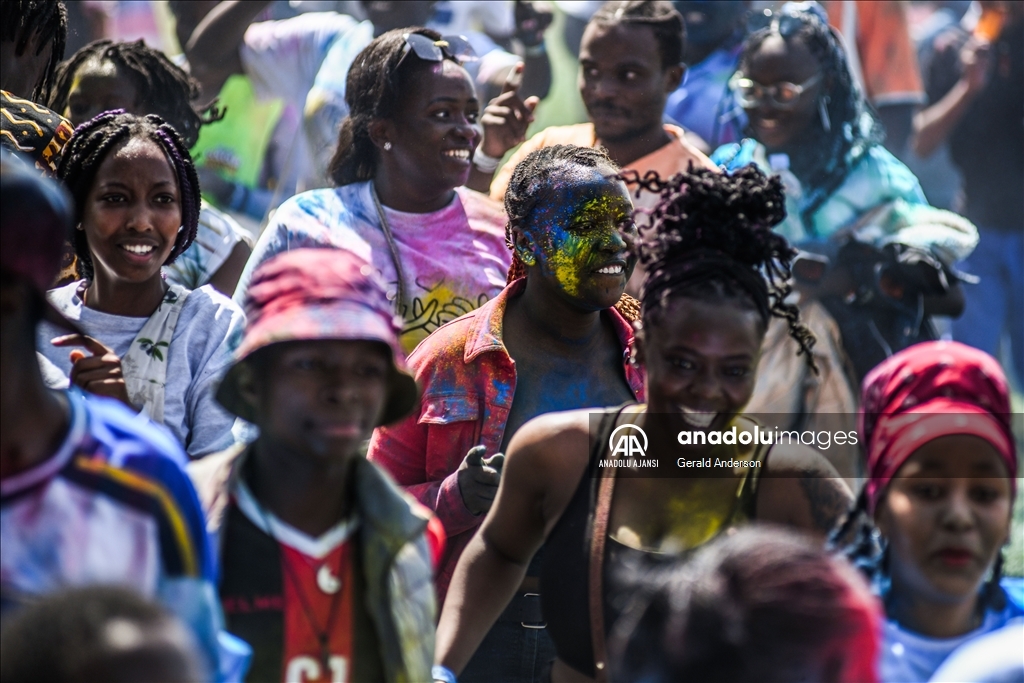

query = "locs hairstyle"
[739,9,882,231]
[1,0,67,103]
[590,0,686,68]
[57,111,201,280]
[48,39,223,148]
[327,27,456,187]
[504,144,640,321]
[629,165,816,367]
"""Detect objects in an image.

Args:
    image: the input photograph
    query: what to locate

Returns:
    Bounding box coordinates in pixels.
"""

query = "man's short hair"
[591,0,686,67]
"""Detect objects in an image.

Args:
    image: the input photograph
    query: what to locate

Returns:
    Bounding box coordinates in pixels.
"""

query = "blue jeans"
[952,226,1023,389]
[459,592,556,683]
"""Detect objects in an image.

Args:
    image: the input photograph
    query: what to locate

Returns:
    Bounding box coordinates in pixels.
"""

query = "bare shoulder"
[758,443,853,539]
[505,408,593,478]
[500,408,596,519]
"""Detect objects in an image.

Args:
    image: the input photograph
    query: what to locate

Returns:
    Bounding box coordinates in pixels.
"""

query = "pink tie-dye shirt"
[235,182,511,353]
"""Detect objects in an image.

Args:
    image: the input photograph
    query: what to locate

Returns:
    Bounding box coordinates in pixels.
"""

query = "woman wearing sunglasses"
[235,28,536,354]
[709,4,974,474]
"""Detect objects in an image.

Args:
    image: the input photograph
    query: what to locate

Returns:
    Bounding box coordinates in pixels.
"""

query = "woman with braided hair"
[710,3,978,479]
[36,111,244,459]
[370,143,644,682]
[433,165,854,683]
[47,38,254,295]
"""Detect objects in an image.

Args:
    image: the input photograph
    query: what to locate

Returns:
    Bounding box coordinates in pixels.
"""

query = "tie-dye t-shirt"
[234,182,511,352]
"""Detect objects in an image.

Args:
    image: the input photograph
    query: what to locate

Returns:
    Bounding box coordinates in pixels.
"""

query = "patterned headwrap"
[860,341,1016,514]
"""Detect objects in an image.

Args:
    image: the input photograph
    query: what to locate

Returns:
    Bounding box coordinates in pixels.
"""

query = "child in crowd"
[371,144,644,682]
[38,111,244,458]
[0,151,233,678]
[833,340,1022,683]
[610,526,880,683]
[188,249,444,682]
[48,39,253,295]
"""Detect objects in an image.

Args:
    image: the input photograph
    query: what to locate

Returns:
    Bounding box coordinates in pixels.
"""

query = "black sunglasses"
[398,33,477,69]
[746,7,823,38]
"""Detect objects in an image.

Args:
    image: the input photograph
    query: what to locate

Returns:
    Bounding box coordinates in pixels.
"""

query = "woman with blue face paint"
[369,145,644,682]
[433,165,855,683]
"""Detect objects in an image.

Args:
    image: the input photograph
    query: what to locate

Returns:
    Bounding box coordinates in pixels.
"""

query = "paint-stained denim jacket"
[188,445,442,683]
[368,278,645,602]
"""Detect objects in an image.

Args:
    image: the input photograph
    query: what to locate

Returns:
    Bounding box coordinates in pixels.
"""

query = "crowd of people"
[1,1,1020,682]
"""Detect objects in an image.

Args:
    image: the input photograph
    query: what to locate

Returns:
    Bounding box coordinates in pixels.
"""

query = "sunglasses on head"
[398,33,477,68]
[746,5,825,38]
[729,71,822,110]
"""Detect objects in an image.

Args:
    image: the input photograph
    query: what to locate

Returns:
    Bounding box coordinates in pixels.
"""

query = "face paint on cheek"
[544,228,590,297]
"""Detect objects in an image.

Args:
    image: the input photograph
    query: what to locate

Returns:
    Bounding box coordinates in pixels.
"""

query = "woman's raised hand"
[51,334,135,409]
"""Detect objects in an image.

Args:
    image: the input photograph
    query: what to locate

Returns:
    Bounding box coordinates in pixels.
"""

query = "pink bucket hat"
[216,248,418,425]
[860,341,1016,514]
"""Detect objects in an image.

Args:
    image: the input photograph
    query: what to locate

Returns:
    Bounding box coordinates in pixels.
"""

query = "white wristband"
[473,149,502,173]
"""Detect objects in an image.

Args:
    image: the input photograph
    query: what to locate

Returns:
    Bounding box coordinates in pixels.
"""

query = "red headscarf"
[860,341,1016,514]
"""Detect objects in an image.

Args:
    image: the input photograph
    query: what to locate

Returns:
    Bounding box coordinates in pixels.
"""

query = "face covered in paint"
[515,163,636,311]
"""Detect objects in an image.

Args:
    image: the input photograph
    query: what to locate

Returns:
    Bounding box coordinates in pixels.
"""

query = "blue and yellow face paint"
[520,165,637,306]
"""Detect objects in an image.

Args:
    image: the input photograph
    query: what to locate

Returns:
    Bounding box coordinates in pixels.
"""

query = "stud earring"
[75,223,84,231]
[818,96,831,132]
[383,142,392,151]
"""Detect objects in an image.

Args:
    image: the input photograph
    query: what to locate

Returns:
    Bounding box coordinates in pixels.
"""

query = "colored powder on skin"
[535,189,632,298]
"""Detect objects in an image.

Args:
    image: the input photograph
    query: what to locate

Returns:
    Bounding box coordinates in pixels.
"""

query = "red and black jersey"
[219,484,374,682]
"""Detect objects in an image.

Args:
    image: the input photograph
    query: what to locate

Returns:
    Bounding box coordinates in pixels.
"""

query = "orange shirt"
[826,0,925,106]
[489,123,718,215]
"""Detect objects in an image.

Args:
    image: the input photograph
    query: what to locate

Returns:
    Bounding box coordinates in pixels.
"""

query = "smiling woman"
[37,112,245,458]
[233,28,527,353]
[432,166,855,683]
[831,341,1022,683]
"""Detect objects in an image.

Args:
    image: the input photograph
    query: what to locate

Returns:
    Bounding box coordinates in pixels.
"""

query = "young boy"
[188,248,443,682]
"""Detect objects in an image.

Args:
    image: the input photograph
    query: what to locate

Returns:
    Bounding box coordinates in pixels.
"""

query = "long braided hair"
[328,27,457,187]
[630,165,816,367]
[504,144,640,321]
[48,39,223,148]
[1,0,67,103]
[739,6,882,234]
[57,112,201,280]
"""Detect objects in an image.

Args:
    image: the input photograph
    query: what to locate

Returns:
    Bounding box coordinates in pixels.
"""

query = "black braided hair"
[48,39,223,148]
[504,144,640,321]
[328,27,457,186]
[57,111,201,280]
[629,165,816,368]
[1,0,67,103]
[591,1,685,67]
[739,7,882,234]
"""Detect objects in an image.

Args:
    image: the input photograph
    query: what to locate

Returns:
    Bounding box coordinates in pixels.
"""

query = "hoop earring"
[819,96,831,132]
[75,223,84,231]
[383,142,392,151]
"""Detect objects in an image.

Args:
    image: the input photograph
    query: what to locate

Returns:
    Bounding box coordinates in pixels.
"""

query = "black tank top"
[539,406,771,677]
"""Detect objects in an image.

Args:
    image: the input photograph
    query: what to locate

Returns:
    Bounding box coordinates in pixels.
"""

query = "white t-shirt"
[881,587,1024,683]
[38,282,245,458]
[929,617,1024,683]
